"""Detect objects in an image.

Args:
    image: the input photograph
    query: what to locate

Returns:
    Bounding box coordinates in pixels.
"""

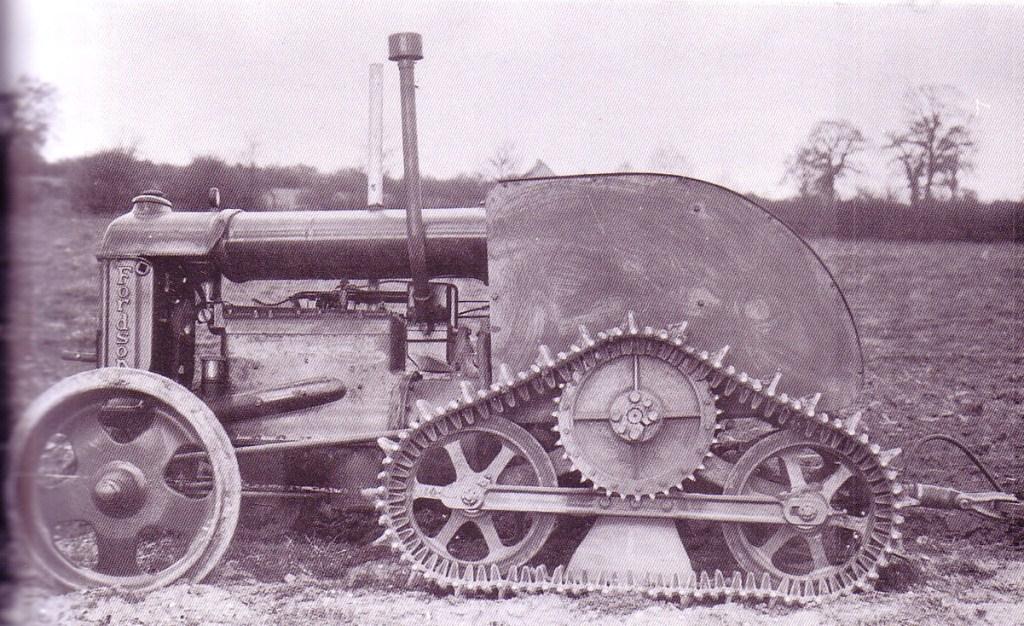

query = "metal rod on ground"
[367,63,384,208]
[388,32,430,315]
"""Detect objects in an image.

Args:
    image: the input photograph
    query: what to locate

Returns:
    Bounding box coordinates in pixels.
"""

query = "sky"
[7,1,1024,200]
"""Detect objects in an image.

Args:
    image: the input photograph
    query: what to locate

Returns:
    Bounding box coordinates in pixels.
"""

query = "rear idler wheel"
[6,368,241,591]
[721,425,897,596]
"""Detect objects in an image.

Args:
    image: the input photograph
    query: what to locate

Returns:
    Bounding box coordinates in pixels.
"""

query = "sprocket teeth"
[766,371,781,396]
[578,324,596,347]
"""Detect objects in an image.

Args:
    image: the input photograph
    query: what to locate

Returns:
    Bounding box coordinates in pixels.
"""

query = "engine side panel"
[486,174,863,412]
[219,307,409,442]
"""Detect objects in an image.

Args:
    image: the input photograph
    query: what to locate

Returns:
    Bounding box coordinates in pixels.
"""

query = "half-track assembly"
[7,32,1021,605]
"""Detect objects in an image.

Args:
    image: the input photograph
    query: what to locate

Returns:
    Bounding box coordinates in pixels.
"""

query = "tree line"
[4,77,1020,241]
[785,85,978,207]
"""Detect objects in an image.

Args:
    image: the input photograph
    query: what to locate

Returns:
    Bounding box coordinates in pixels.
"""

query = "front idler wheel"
[6,368,241,591]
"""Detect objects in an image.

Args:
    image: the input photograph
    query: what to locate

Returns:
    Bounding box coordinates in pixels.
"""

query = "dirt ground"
[4,195,1024,624]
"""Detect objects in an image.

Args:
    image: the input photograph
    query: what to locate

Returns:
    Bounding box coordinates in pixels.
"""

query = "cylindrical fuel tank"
[217,208,487,282]
[98,206,488,282]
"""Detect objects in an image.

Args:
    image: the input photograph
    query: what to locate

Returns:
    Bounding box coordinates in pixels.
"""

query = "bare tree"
[885,85,975,205]
[785,120,865,203]
[486,142,522,180]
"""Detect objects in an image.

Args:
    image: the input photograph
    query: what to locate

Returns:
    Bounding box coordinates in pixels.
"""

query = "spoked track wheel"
[6,368,241,590]
[377,417,557,574]
[722,424,899,595]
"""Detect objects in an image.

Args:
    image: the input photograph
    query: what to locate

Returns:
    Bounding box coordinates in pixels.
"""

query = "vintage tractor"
[7,33,1020,603]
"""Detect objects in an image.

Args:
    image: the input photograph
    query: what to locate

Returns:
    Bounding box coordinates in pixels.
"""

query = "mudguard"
[485,173,862,412]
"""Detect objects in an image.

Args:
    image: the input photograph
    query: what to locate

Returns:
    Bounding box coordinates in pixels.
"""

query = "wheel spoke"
[819,465,854,500]
[760,526,797,558]
[131,417,191,466]
[64,414,117,475]
[473,515,505,555]
[34,476,93,525]
[443,441,473,479]
[830,514,870,536]
[779,452,807,490]
[95,532,141,576]
[154,486,213,535]
[410,479,442,500]
[483,445,517,481]
[432,511,468,547]
[805,534,831,570]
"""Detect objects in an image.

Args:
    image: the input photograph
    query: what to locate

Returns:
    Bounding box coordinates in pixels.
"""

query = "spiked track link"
[370,315,903,606]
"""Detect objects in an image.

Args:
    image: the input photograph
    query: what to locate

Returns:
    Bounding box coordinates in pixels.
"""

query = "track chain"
[367,315,909,605]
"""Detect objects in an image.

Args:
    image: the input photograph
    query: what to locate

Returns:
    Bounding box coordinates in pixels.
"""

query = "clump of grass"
[937,556,997,579]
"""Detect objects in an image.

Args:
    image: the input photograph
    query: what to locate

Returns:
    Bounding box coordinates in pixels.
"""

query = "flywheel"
[6,368,241,590]
[556,349,719,497]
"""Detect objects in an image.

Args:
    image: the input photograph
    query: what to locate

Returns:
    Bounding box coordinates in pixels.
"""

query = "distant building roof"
[523,159,554,178]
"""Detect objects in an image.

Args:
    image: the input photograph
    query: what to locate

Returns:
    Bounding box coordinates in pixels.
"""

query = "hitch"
[905,483,1022,520]
[902,433,1022,521]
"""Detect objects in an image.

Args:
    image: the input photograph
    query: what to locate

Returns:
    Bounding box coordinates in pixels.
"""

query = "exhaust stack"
[388,32,430,316]
[367,63,384,208]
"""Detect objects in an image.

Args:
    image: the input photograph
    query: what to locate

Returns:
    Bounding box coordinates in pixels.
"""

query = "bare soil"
[5,195,1024,624]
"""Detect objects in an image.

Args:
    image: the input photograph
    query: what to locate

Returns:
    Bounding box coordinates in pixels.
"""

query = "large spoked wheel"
[6,368,241,591]
[404,419,557,572]
[721,427,894,593]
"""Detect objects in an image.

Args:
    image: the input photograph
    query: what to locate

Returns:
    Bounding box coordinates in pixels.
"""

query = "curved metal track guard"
[486,173,863,411]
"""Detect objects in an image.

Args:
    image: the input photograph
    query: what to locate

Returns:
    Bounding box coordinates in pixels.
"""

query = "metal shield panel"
[486,174,863,412]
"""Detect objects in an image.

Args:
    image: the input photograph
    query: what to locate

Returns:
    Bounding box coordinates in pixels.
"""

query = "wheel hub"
[91,462,147,518]
[609,390,662,442]
[556,353,718,497]
[781,491,831,530]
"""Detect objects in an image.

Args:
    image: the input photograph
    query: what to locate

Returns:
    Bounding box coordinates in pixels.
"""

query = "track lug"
[626,310,639,334]
[879,447,902,467]
[376,436,399,454]
[360,485,385,499]
[578,324,596,347]
[711,345,730,368]
[498,363,515,386]
[415,399,434,422]
[459,381,476,403]
[844,411,863,434]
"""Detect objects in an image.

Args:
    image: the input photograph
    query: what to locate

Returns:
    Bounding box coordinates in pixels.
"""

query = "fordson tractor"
[8,33,1020,604]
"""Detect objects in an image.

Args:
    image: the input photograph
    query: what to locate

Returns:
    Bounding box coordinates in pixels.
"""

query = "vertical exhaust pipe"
[388,32,430,316]
[366,63,384,208]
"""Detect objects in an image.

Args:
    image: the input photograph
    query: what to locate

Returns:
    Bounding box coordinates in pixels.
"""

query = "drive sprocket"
[368,315,907,604]
[555,348,718,497]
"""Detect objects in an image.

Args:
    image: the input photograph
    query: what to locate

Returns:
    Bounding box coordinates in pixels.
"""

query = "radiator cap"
[131,190,173,218]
